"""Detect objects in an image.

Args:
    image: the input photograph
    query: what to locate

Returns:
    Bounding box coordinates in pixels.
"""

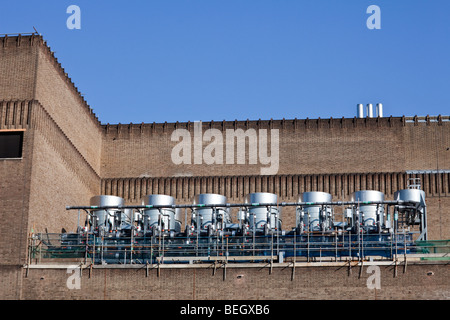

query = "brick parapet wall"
[101,116,450,178]
[9,262,450,300]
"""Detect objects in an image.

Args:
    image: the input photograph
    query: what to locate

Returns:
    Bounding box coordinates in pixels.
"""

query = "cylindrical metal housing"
[357,104,364,118]
[192,193,230,232]
[89,195,124,233]
[366,104,374,118]
[143,194,180,232]
[297,192,333,232]
[376,103,383,117]
[351,190,385,230]
[244,192,281,231]
[394,188,426,212]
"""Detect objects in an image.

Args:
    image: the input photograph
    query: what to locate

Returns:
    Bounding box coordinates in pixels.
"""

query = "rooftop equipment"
[357,104,364,118]
[394,183,427,240]
[89,195,124,235]
[296,192,334,233]
[366,104,374,118]
[191,193,231,236]
[142,194,181,236]
[242,192,282,235]
[376,103,383,117]
[350,190,385,233]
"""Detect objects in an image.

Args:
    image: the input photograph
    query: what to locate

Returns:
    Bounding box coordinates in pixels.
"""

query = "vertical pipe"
[130,226,134,263]
[335,232,338,261]
[307,230,310,262]
[376,103,383,117]
[184,208,187,235]
[361,226,364,261]
[93,235,96,265]
[293,231,296,261]
[292,232,296,281]
[252,213,255,256]
[159,233,164,263]
[226,237,229,263]
[101,235,104,264]
[394,207,398,260]
[271,232,274,271]
[357,104,364,118]
[84,231,88,265]
[367,104,373,118]
[348,229,351,259]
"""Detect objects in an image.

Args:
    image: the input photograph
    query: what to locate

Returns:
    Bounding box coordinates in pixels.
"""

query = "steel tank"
[394,188,426,212]
[192,193,231,233]
[89,195,124,233]
[393,188,427,240]
[297,192,333,232]
[143,195,181,233]
[244,192,281,233]
[351,190,385,231]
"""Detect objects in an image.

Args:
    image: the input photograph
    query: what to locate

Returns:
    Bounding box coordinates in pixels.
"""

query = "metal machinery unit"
[296,192,333,233]
[394,185,427,241]
[142,194,182,237]
[190,193,234,236]
[241,192,282,235]
[31,184,431,265]
[86,195,126,235]
[350,190,386,233]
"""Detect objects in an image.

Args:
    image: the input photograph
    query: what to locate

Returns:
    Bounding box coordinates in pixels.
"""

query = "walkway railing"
[26,232,442,266]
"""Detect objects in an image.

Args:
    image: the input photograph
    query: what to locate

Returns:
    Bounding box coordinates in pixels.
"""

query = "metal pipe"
[357,104,364,118]
[367,104,374,118]
[66,200,419,211]
[376,103,383,117]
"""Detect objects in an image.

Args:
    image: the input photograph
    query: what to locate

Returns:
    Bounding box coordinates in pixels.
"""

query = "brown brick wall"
[14,263,450,300]
[0,35,38,101]
[0,35,104,256]
[0,130,33,266]
[0,98,102,264]
[100,118,449,178]
[0,266,22,299]
[1,35,103,173]
[27,129,100,234]
[34,40,103,173]
[0,36,103,267]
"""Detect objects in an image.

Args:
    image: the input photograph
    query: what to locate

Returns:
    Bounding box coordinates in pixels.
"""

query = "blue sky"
[1,1,449,124]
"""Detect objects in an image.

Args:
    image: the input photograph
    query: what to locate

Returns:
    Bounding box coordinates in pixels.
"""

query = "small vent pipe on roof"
[376,103,383,117]
[366,104,374,118]
[357,104,364,118]
[357,103,383,118]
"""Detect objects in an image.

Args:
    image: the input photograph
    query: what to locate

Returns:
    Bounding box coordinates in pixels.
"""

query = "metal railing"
[27,231,430,265]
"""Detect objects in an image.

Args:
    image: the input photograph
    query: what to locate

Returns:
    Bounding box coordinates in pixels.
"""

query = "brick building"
[0,34,449,300]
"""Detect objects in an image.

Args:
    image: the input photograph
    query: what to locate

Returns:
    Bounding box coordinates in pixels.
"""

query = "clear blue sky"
[1,0,449,124]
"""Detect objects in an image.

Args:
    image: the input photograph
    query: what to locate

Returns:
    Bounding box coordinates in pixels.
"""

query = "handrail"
[26,232,443,265]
